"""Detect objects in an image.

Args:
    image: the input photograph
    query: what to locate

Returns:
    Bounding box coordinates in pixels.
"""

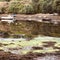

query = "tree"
[3,32,10,38]
[53,0,60,14]
[40,0,53,13]
[8,2,19,13]
[0,7,7,13]
[23,4,34,14]
[31,0,40,13]
[0,0,10,2]
[5,0,10,2]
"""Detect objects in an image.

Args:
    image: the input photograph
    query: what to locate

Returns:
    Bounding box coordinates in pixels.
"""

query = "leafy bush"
[8,2,20,13]
[20,4,34,14]
[3,32,10,38]
[0,0,60,14]
[31,0,40,13]
[53,0,60,14]
[0,7,6,13]
[0,0,10,2]
[8,1,34,14]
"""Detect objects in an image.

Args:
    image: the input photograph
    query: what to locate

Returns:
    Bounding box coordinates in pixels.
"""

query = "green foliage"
[8,1,34,14]
[3,32,10,38]
[0,7,6,13]
[8,2,20,13]
[0,0,60,14]
[22,4,34,14]
[53,0,60,14]
[31,0,40,13]
[0,0,10,2]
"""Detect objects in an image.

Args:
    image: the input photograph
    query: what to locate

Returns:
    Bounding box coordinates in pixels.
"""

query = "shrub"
[20,4,34,14]
[53,0,60,14]
[8,2,20,13]
[0,0,60,14]
[0,0,10,2]
[0,2,9,13]
[3,32,10,38]
[8,1,34,14]
[0,7,6,13]
[31,0,40,13]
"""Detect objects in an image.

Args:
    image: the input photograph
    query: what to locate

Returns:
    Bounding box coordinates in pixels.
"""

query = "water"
[0,37,26,41]
[33,55,59,60]
[33,35,60,41]
[0,36,60,56]
[0,36,60,42]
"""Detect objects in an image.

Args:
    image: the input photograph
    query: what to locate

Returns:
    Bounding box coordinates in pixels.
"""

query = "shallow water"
[34,55,60,60]
[0,38,26,41]
[0,36,60,56]
[33,36,60,41]
[0,36,60,42]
